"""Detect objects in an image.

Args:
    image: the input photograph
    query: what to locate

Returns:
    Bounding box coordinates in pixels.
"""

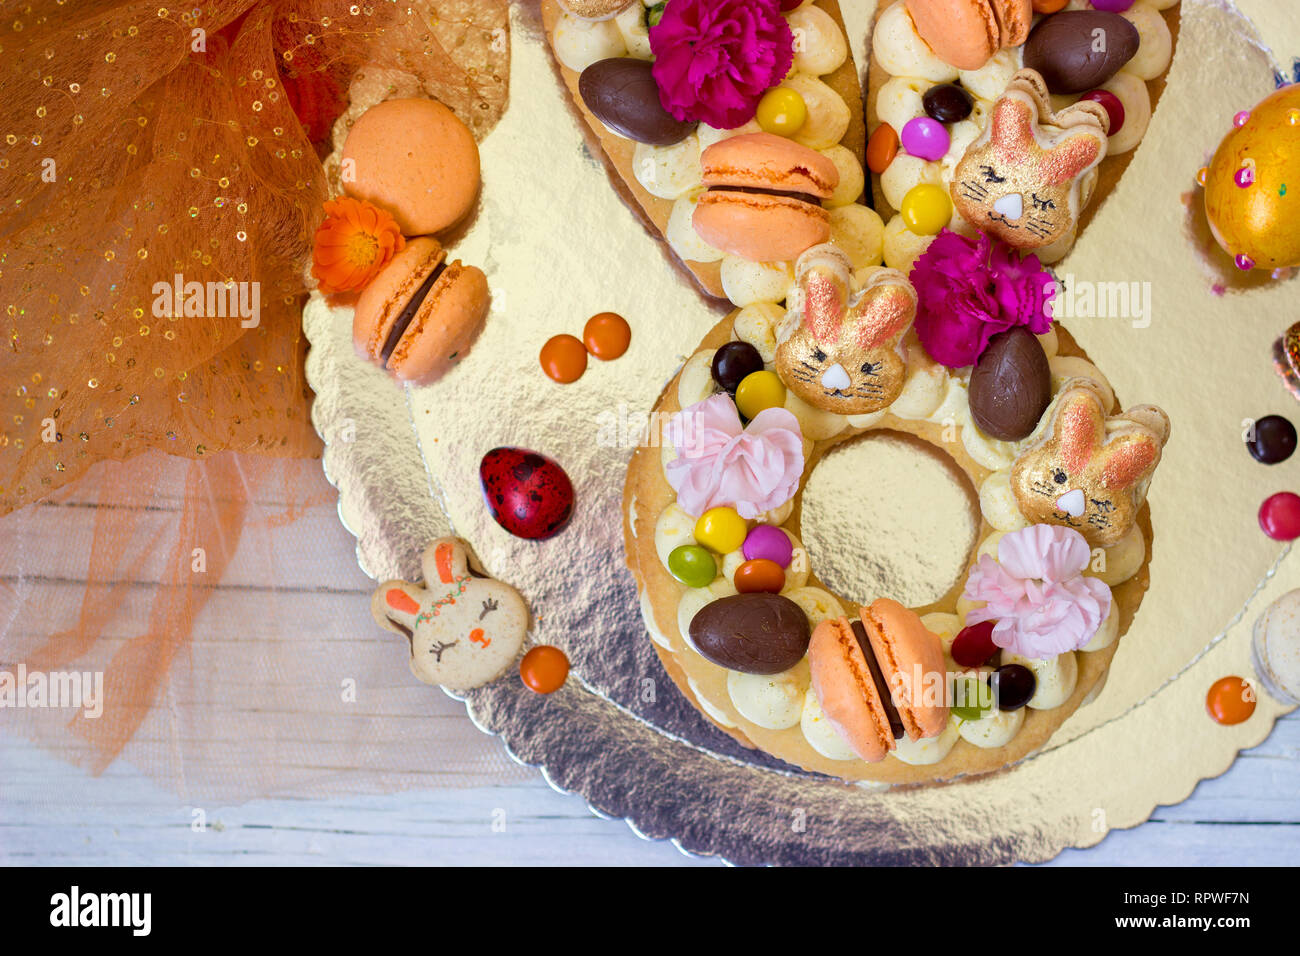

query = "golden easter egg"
[1203,84,1300,272]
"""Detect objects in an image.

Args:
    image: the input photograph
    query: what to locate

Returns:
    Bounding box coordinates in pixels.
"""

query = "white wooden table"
[1,464,1297,866]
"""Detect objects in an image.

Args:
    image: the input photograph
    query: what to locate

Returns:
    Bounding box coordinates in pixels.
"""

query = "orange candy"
[866,123,900,175]
[540,334,588,383]
[734,559,786,594]
[1031,0,1068,13]
[520,645,570,694]
[583,312,631,360]
[1205,676,1256,725]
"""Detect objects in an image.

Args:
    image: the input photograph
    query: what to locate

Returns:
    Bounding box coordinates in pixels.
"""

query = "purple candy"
[1090,0,1135,11]
[900,116,949,162]
[743,524,794,568]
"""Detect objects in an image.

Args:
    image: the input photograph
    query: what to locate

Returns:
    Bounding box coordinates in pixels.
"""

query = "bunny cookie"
[951,69,1110,261]
[775,245,917,415]
[371,538,529,691]
[1010,378,1170,549]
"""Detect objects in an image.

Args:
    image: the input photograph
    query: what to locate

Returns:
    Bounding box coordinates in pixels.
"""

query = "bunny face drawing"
[952,69,1110,255]
[1010,379,1170,549]
[774,245,917,416]
[371,537,529,691]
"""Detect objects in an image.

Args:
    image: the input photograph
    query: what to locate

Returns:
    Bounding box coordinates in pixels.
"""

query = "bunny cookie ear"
[849,269,916,351]
[1053,381,1108,474]
[1098,430,1163,491]
[371,582,425,642]
[792,244,854,346]
[989,93,1040,162]
[421,537,471,586]
[1042,126,1107,187]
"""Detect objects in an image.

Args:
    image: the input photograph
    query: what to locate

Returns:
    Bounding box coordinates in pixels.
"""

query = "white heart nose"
[1056,488,1086,517]
[820,363,851,391]
[994,193,1024,220]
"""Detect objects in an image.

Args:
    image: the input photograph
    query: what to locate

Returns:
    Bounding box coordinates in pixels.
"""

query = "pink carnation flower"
[649,0,794,130]
[910,229,1056,368]
[665,393,804,519]
[962,524,1112,660]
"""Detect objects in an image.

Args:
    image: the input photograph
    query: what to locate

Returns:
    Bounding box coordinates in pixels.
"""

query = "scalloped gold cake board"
[309,0,1297,857]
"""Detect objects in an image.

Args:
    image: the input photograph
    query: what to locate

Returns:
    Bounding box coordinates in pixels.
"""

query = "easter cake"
[542,0,872,306]
[867,0,1182,270]
[623,243,1169,783]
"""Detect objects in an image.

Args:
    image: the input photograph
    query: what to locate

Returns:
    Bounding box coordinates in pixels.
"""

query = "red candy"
[1259,492,1300,541]
[479,447,574,540]
[1079,89,1125,136]
[951,621,999,668]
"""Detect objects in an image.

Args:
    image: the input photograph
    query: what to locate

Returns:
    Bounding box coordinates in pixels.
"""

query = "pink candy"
[742,524,794,568]
[1260,492,1300,540]
[1090,0,1135,10]
[901,116,949,162]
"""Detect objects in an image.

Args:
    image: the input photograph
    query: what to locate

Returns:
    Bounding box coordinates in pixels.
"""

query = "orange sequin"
[311,197,405,294]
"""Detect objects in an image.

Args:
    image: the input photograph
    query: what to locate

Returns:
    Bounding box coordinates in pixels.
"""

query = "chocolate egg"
[1204,84,1300,272]
[969,328,1052,441]
[479,447,574,540]
[688,593,810,675]
[578,58,695,146]
[1023,11,1140,94]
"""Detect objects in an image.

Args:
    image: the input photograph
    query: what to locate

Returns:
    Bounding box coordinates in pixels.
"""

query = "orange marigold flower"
[311,197,405,294]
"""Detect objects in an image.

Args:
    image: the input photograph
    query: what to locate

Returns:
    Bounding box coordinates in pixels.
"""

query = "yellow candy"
[756,87,807,137]
[694,507,748,554]
[900,183,951,236]
[735,370,786,419]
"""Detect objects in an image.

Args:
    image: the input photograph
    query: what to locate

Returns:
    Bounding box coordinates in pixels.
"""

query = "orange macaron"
[808,598,950,762]
[353,237,489,383]
[904,0,1031,71]
[341,98,481,236]
[692,132,839,263]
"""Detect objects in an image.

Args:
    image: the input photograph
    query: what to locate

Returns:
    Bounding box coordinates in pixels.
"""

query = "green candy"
[648,2,666,28]
[668,545,717,589]
[951,674,994,722]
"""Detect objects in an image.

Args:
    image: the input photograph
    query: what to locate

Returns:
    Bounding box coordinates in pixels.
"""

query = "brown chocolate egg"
[688,593,810,675]
[579,58,695,146]
[969,328,1052,441]
[1023,11,1139,94]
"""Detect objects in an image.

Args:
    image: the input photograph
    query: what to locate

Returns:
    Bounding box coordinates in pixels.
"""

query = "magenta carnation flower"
[649,0,794,130]
[909,229,1057,368]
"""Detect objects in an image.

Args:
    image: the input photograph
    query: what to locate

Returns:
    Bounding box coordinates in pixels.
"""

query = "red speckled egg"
[479,447,574,540]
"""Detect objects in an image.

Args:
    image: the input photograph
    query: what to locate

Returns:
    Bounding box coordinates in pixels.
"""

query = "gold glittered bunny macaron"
[372,538,529,691]
[1010,378,1170,548]
[775,244,917,416]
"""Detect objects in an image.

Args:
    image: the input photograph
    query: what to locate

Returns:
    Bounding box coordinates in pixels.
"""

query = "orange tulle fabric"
[0,0,514,797]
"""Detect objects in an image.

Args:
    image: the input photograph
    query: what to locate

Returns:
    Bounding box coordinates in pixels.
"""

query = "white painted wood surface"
[1,467,1297,866]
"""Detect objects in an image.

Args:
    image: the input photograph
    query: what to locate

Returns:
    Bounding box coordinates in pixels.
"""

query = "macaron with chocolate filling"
[353,237,489,383]
[808,598,950,762]
[692,132,839,263]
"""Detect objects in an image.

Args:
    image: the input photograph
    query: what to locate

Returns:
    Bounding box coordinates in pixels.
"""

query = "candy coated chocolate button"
[968,328,1053,441]
[1260,492,1300,541]
[711,341,764,394]
[1089,0,1135,10]
[1079,89,1125,136]
[668,545,717,588]
[1032,0,1068,12]
[952,674,993,721]
[951,620,999,668]
[922,84,974,124]
[480,447,574,540]
[866,123,900,175]
[583,311,631,360]
[991,664,1036,711]
[734,370,786,419]
[1247,415,1297,464]
[734,559,785,594]
[742,524,794,568]
[756,87,807,137]
[901,184,951,235]
[1023,11,1140,94]
[688,593,810,674]
[694,507,747,554]
[1206,676,1256,725]
[540,334,588,383]
[901,116,949,161]
[578,58,694,146]
[520,646,570,694]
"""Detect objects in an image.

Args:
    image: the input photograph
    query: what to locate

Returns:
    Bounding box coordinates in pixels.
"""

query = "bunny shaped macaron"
[775,245,917,415]
[1010,379,1170,549]
[952,69,1110,260]
[371,537,529,691]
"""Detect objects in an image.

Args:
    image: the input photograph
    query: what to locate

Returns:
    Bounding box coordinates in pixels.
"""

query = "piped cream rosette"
[623,301,1154,784]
